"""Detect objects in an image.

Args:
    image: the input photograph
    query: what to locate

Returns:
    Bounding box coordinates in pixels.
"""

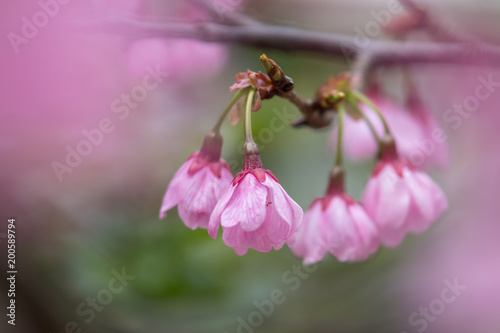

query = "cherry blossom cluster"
[159,55,448,263]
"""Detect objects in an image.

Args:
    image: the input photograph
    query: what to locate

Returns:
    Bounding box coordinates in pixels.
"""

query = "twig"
[79,8,500,128]
[188,0,260,26]
[82,16,500,69]
[399,0,480,44]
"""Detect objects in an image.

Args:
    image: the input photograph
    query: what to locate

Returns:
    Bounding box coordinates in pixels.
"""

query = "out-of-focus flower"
[329,105,384,160]
[291,168,380,264]
[330,95,448,169]
[127,38,227,83]
[125,1,239,83]
[362,142,448,247]
[160,133,233,229]
[208,143,302,255]
[292,194,380,264]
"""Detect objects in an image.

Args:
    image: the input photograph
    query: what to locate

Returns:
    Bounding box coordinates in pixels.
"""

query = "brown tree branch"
[80,11,500,128]
[399,0,480,44]
[84,16,500,69]
[187,0,260,26]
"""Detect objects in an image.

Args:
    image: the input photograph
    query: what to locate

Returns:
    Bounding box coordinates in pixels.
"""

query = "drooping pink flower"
[362,141,448,247]
[160,133,233,229]
[330,95,448,169]
[208,144,303,255]
[291,168,380,264]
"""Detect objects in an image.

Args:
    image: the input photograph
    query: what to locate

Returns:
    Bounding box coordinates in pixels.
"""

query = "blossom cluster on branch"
[88,0,494,263]
[159,54,448,263]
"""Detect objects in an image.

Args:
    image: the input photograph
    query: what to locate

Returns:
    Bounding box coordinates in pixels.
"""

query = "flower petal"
[404,168,436,225]
[264,203,291,244]
[290,201,327,265]
[222,224,273,255]
[362,164,412,247]
[331,106,383,160]
[366,165,411,230]
[384,105,425,160]
[221,174,267,231]
[324,196,357,262]
[159,154,196,219]
[405,170,448,233]
[348,203,380,260]
[177,168,215,228]
[266,177,303,233]
[208,183,236,239]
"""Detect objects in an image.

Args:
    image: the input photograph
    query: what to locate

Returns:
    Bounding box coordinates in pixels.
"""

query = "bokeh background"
[2,0,500,332]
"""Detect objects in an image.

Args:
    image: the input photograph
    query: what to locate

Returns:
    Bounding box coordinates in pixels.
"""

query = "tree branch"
[399,0,480,44]
[84,16,500,69]
[187,0,260,26]
[80,10,500,129]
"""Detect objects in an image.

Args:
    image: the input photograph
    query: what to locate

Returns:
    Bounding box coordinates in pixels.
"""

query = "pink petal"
[264,204,291,244]
[290,201,327,265]
[382,103,425,160]
[378,228,408,248]
[208,184,236,239]
[324,197,356,261]
[330,107,383,160]
[362,165,412,247]
[178,169,215,227]
[273,182,304,233]
[405,170,448,233]
[178,204,210,229]
[349,203,380,259]
[222,224,273,255]
[417,171,448,218]
[403,169,436,224]
[177,167,231,229]
[159,154,196,219]
[220,174,267,231]
[363,165,411,230]
[262,176,303,239]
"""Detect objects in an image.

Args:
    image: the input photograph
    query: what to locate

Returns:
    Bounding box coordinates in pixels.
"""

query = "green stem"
[361,111,383,150]
[353,91,391,135]
[212,88,248,135]
[335,104,345,167]
[244,88,257,143]
[347,93,382,147]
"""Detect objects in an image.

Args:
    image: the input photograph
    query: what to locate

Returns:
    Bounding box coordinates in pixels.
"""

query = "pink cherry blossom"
[208,168,303,255]
[291,179,379,264]
[329,105,383,160]
[362,151,448,247]
[160,146,233,229]
[330,95,448,169]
